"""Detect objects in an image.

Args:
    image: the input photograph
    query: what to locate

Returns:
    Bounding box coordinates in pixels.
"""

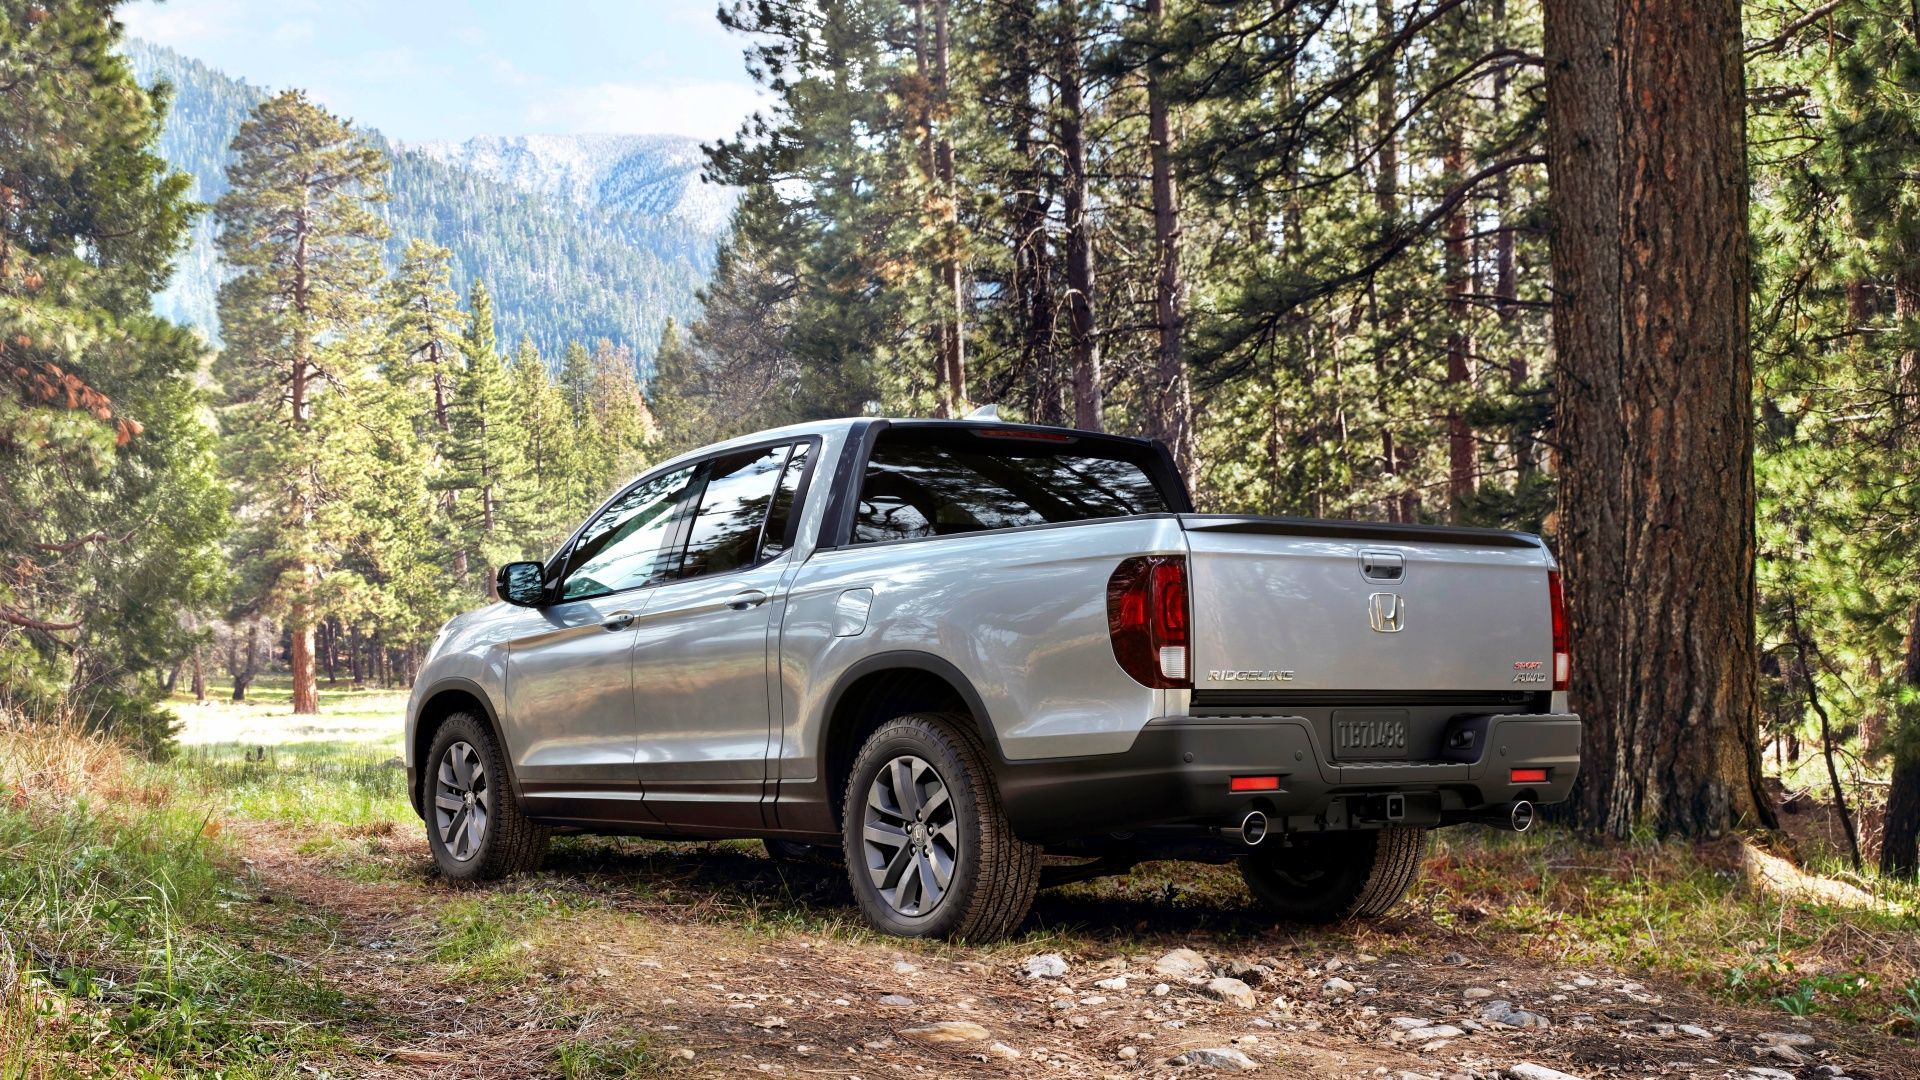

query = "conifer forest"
[7,0,1920,885]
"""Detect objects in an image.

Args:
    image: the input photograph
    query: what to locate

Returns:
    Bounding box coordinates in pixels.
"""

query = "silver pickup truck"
[405,417,1580,940]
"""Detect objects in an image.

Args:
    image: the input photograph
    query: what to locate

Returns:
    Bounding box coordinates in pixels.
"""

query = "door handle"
[727,589,769,611]
[602,610,636,631]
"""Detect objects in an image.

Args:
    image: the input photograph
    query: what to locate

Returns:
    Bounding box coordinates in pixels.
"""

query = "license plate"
[1333,717,1409,759]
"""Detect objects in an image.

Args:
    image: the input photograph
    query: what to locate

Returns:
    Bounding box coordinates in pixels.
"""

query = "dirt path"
[229,822,1914,1080]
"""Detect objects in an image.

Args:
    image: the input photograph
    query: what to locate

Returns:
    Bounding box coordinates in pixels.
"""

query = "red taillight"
[1510,768,1548,784]
[1547,569,1569,691]
[1230,775,1280,792]
[1107,554,1191,689]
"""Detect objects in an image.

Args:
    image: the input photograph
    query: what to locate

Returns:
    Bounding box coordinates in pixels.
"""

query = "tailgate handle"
[1360,551,1404,582]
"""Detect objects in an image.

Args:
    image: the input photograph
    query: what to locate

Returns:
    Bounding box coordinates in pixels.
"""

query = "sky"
[119,0,769,143]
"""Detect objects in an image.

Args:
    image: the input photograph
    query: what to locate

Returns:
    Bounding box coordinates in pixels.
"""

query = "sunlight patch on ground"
[1741,841,1894,913]
[166,676,406,749]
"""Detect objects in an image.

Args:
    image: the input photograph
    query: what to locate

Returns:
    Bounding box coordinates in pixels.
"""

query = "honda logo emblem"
[1368,592,1405,633]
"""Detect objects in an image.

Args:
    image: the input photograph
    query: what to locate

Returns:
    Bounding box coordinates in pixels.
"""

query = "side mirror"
[496,561,546,607]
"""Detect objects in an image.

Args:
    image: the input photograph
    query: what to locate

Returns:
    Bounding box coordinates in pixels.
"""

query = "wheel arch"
[410,677,518,817]
[817,651,1001,829]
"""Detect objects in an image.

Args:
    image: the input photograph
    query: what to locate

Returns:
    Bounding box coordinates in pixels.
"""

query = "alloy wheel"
[433,740,491,862]
[861,754,957,917]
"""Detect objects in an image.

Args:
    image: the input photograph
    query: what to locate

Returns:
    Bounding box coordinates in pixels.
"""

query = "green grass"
[555,1030,684,1077]
[171,741,412,829]
[0,732,362,1077]
[427,887,611,985]
[1417,826,1920,1033]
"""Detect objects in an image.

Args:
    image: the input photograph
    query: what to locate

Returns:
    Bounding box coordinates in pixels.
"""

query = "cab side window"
[667,444,796,581]
[559,464,698,601]
[758,443,812,561]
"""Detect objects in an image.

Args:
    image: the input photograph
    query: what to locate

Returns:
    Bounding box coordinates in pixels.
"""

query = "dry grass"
[5,715,1919,1077]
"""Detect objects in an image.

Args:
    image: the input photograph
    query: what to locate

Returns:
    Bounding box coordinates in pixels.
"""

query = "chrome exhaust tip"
[1510,800,1535,833]
[1239,810,1268,846]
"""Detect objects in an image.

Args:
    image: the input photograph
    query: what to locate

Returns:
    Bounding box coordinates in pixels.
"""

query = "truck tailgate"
[1181,516,1555,695]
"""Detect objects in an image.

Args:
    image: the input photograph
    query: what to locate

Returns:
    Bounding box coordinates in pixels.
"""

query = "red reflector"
[1229,776,1280,792]
[1510,768,1548,784]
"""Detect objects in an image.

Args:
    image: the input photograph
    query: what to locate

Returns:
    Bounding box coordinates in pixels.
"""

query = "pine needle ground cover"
[2,697,1918,1078]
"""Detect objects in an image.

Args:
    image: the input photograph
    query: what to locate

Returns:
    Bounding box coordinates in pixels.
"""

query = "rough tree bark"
[1545,0,1776,835]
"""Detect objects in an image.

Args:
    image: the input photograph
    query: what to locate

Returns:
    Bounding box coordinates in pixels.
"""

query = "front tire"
[1238,826,1429,922]
[841,713,1041,940]
[423,712,548,882]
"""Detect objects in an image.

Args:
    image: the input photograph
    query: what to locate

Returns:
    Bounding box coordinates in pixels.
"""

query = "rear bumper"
[996,712,1580,844]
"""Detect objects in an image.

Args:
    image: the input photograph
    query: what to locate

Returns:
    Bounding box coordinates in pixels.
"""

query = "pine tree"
[0,0,226,745]
[578,338,655,501]
[437,279,526,592]
[707,0,918,417]
[508,336,578,555]
[213,89,389,715]
[1747,2,1920,875]
[384,239,467,446]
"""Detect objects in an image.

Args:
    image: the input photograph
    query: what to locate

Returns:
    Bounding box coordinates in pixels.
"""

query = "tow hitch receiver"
[1352,792,1410,824]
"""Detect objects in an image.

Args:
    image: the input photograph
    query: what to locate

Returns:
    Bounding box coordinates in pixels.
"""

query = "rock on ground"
[1155,947,1211,977]
[1168,1046,1260,1071]
[900,1021,991,1044]
[1481,1000,1551,1029]
[1022,952,1069,980]
[1507,1065,1586,1080]
[1204,977,1258,1009]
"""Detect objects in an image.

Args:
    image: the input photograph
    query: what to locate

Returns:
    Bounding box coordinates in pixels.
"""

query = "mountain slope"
[124,40,734,365]
[405,134,737,237]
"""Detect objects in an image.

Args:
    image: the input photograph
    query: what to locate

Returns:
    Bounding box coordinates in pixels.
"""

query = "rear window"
[852,428,1171,544]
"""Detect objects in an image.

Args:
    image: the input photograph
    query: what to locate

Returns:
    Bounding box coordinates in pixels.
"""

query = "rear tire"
[841,713,1041,940]
[1238,826,1429,922]
[423,712,548,882]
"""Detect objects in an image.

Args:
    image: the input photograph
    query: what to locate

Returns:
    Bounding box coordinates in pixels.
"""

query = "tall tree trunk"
[933,0,966,410]
[912,0,952,415]
[1884,602,1920,877]
[1021,115,1061,421]
[1013,0,1063,426]
[1546,0,1776,835]
[289,201,320,715]
[1444,128,1475,519]
[1059,18,1102,430]
[1373,0,1413,522]
[320,618,337,685]
[190,646,206,703]
[233,630,256,702]
[1144,0,1193,479]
